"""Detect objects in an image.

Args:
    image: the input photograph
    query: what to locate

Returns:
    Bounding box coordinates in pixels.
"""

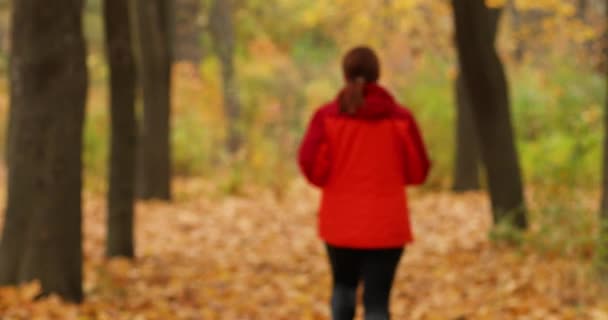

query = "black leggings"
[326,244,403,320]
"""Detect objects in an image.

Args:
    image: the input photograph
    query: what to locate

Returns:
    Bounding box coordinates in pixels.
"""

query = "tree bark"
[210,0,242,155]
[452,9,500,192]
[576,0,588,21]
[452,0,528,229]
[132,0,172,200]
[104,0,136,258]
[599,0,608,277]
[0,0,87,302]
[174,0,202,64]
[508,0,525,62]
[509,1,548,62]
[600,73,608,276]
[452,75,481,191]
[4,0,14,167]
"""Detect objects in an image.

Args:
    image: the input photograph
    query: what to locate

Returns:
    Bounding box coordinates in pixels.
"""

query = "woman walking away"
[298,46,431,320]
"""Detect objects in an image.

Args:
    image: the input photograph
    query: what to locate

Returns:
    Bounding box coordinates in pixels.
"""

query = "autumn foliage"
[0,0,606,318]
[0,179,605,319]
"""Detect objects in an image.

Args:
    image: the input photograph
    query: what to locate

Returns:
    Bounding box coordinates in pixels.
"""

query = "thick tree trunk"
[452,9,500,192]
[0,0,87,302]
[132,0,172,200]
[159,0,175,63]
[452,75,481,191]
[104,0,136,258]
[210,0,242,155]
[452,0,527,229]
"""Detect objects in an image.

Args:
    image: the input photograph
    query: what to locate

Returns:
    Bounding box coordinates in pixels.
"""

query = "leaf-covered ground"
[1,179,607,319]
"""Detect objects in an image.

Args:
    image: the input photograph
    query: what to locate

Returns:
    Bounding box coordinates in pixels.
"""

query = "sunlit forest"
[0,0,607,318]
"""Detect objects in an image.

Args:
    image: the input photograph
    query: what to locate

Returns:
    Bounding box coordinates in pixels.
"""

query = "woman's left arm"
[298,108,331,187]
[405,114,431,185]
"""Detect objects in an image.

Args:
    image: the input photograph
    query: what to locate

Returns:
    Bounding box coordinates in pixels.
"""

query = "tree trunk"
[132,0,172,200]
[0,0,87,302]
[509,2,544,60]
[452,9,500,192]
[602,0,608,74]
[0,1,9,56]
[576,0,588,20]
[4,0,13,167]
[174,0,202,64]
[159,0,175,63]
[600,73,608,276]
[210,0,242,155]
[104,0,136,258]
[598,0,608,277]
[452,75,481,191]
[452,0,528,229]
[508,0,525,62]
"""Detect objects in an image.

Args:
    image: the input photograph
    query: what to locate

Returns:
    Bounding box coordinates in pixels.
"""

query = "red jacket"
[298,84,430,248]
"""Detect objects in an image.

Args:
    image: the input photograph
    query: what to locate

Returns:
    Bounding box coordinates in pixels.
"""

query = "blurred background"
[0,1,602,192]
[0,0,607,318]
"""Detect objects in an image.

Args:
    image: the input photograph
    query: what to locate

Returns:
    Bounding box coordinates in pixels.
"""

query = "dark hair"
[339,46,380,115]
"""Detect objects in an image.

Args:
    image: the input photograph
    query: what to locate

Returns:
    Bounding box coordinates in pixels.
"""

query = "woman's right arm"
[394,108,431,186]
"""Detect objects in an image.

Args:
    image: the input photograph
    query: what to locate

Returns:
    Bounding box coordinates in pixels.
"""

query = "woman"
[298,46,431,320]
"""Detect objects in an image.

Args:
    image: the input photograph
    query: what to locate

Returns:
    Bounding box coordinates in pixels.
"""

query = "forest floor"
[1,178,608,319]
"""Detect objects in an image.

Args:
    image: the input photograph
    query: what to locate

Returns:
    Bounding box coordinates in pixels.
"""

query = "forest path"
[1,179,606,319]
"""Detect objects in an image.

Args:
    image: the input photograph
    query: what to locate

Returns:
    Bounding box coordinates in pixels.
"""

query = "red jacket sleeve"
[298,108,331,187]
[394,109,431,186]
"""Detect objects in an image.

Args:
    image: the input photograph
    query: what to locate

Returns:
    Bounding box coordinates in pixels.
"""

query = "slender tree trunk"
[4,1,13,167]
[452,0,528,229]
[508,0,525,62]
[0,1,8,56]
[508,2,545,61]
[0,0,87,302]
[132,0,172,200]
[174,0,202,64]
[577,0,594,56]
[602,0,608,74]
[576,0,588,20]
[600,73,608,276]
[598,0,608,277]
[210,0,242,155]
[452,9,500,192]
[104,0,136,258]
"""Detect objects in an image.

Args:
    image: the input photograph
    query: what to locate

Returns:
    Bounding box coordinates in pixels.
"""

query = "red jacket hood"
[336,83,398,119]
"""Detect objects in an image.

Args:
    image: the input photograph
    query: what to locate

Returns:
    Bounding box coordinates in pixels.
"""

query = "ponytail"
[339,46,380,115]
[339,77,365,115]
